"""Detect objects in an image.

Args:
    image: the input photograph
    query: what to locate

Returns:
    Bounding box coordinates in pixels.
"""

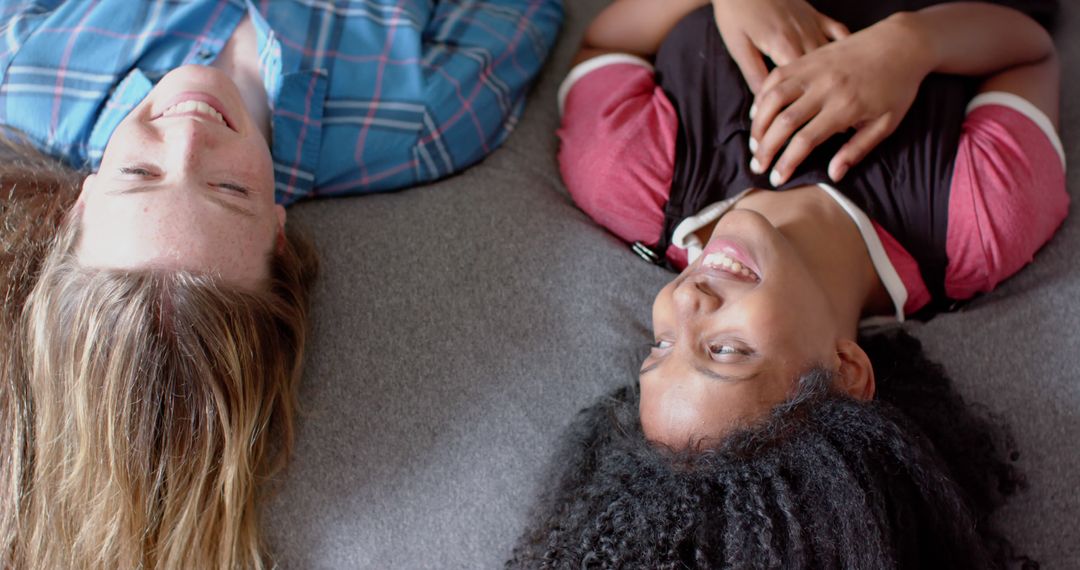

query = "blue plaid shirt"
[0,0,562,204]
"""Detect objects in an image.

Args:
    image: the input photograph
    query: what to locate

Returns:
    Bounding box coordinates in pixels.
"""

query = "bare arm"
[573,0,709,66]
[750,3,1058,184]
[573,0,849,88]
[906,3,1058,126]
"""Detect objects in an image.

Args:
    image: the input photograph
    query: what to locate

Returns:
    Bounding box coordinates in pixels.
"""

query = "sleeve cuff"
[967,91,1066,171]
[557,53,654,116]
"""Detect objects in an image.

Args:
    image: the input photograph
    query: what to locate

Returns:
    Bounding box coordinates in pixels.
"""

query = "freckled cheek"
[231,225,266,255]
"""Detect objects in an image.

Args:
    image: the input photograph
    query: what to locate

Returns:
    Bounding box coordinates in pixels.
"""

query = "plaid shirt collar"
[3,0,563,203]
[84,0,324,202]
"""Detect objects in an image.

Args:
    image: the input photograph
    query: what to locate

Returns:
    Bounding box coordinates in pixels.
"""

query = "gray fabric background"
[264,1,1080,567]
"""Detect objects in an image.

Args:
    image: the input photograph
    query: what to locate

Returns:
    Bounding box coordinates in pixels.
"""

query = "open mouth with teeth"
[702,251,760,282]
[158,100,231,129]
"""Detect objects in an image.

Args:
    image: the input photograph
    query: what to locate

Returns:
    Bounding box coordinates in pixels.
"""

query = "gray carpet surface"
[264,1,1080,567]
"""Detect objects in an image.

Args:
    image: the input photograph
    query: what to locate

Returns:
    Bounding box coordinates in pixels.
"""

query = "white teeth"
[703,252,759,281]
[161,100,226,125]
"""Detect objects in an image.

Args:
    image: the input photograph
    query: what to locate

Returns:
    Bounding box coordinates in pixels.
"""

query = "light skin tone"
[577,0,1058,448]
[77,16,281,290]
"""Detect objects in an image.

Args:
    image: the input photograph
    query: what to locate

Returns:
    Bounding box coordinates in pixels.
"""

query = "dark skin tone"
[575,0,1058,448]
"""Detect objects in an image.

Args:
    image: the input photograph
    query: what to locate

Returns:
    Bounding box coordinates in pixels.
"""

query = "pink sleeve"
[945,100,1069,300]
[557,58,679,248]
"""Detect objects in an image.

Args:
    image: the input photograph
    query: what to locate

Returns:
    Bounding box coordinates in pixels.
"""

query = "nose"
[160,118,217,172]
[672,273,723,314]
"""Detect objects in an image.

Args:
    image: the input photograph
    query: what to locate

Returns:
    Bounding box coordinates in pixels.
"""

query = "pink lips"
[700,237,762,279]
[154,91,236,131]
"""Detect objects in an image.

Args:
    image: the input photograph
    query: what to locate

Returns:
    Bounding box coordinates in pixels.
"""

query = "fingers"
[765,30,804,67]
[751,93,822,182]
[818,14,850,41]
[726,32,770,94]
[770,109,849,185]
[828,115,896,182]
[749,71,802,156]
[800,24,829,55]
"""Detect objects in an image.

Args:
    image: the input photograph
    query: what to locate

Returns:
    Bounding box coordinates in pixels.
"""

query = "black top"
[650,1,979,310]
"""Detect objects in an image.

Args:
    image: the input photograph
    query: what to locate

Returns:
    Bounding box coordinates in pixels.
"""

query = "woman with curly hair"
[509,330,1029,568]
[0,1,561,568]
[510,0,1063,565]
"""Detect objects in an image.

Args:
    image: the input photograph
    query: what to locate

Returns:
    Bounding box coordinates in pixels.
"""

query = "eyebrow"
[108,184,256,218]
[640,361,660,376]
[693,363,759,383]
[638,359,759,383]
[108,185,157,196]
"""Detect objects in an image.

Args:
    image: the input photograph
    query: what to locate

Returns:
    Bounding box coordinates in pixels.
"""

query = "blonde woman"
[0,0,562,568]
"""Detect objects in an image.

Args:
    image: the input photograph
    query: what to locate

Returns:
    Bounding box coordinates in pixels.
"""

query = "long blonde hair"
[1,135,318,569]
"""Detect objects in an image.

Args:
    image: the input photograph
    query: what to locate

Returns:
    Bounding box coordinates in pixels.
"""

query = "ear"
[78,173,97,204]
[835,339,875,401]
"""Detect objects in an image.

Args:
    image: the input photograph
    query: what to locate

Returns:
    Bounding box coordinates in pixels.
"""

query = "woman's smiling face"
[77,65,283,289]
[639,207,846,450]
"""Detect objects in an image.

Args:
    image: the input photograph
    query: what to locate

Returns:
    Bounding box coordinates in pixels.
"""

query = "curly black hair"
[508,328,1030,569]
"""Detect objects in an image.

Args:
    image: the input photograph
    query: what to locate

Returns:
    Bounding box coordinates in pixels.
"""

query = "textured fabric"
[874,223,931,315]
[556,58,679,262]
[945,102,1069,299]
[0,0,563,203]
[258,0,1079,567]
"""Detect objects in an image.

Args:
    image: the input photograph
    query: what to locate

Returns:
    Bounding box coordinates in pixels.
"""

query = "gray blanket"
[266,1,1080,566]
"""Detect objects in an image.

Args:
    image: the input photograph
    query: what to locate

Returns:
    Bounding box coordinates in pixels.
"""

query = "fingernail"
[748,137,758,153]
[769,169,782,187]
[830,162,848,181]
[750,157,763,174]
[749,104,757,120]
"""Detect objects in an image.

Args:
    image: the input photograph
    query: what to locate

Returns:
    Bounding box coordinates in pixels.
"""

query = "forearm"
[888,3,1054,78]
[575,0,709,63]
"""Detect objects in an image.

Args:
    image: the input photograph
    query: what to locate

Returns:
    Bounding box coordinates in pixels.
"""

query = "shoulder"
[944,91,1068,300]
[557,54,679,247]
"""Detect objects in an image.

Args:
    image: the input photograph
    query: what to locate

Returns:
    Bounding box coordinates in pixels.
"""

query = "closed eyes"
[118,166,251,195]
[215,182,250,195]
[119,166,154,177]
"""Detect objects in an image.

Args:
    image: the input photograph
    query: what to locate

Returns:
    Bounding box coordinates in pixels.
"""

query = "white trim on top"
[967,91,1066,171]
[671,189,753,263]
[815,184,908,322]
[671,185,909,322]
[557,53,654,116]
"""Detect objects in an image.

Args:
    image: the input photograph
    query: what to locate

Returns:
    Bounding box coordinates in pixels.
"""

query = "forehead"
[77,182,273,289]
[638,370,789,449]
[640,355,798,433]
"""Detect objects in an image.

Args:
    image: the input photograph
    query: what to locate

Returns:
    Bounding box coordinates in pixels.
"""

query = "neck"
[735,187,892,337]
[213,14,272,142]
